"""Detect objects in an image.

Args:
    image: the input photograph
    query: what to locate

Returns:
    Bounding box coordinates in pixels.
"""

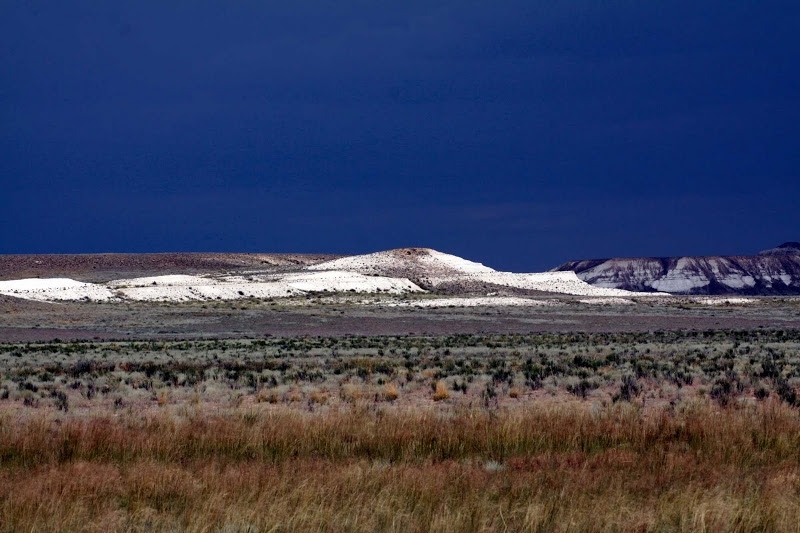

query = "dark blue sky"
[2,1,798,271]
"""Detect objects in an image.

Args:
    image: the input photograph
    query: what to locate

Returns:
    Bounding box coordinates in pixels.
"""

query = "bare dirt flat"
[1,292,799,342]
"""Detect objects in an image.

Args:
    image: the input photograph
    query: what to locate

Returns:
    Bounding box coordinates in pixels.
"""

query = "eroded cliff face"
[552,244,800,295]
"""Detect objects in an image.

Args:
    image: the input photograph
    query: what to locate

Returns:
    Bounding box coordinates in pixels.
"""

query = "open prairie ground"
[3,323,800,531]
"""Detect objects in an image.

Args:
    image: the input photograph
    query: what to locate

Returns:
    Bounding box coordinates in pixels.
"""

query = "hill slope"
[307,248,495,278]
[552,243,800,295]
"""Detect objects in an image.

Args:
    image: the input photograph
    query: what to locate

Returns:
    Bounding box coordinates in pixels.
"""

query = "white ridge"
[0,278,115,301]
[0,248,671,303]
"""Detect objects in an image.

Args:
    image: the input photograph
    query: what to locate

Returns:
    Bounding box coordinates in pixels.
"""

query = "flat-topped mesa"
[0,252,342,283]
[554,242,800,295]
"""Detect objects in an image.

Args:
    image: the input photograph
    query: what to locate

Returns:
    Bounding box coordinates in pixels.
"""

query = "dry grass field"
[1,329,800,531]
[3,401,800,532]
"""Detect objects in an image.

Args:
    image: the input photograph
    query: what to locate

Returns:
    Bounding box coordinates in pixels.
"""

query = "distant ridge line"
[552,242,800,295]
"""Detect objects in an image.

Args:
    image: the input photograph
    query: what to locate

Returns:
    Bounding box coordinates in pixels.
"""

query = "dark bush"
[710,372,744,407]
[613,375,641,403]
[566,379,597,399]
[71,360,93,378]
[776,379,798,407]
[51,390,68,412]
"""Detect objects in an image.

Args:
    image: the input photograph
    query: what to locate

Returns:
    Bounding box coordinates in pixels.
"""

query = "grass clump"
[432,380,449,401]
[381,382,399,402]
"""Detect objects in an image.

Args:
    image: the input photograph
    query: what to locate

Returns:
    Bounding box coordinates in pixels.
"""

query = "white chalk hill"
[0,248,647,302]
[309,248,637,297]
[308,248,494,277]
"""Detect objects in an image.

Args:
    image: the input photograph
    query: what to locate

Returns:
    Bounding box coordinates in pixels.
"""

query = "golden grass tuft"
[284,388,303,403]
[156,391,168,406]
[432,380,449,401]
[382,383,399,402]
[308,389,329,405]
[340,383,364,403]
[256,389,280,404]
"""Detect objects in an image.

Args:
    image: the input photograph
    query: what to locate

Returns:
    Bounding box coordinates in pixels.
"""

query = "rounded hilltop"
[307,247,496,278]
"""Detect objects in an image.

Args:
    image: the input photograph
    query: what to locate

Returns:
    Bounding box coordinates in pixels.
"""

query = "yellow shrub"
[433,381,449,402]
[309,390,329,405]
[382,383,399,402]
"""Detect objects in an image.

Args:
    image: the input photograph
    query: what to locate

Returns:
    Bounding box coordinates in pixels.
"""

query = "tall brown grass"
[2,400,800,531]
